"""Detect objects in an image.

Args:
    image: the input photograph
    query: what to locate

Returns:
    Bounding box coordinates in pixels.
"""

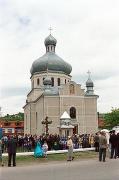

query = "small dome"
[43,89,53,96]
[86,78,94,87]
[44,34,57,46]
[43,87,59,96]
[43,76,52,85]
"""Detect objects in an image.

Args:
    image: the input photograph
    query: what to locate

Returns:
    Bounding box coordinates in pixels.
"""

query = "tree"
[104,108,119,129]
[2,112,24,121]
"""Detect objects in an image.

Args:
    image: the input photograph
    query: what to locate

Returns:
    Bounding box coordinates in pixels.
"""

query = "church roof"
[86,78,94,87]
[30,52,72,75]
[86,71,94,87]
[30,34,72,76]
[44,34,57,46]
[60,111,71,119]
[43,88,59,96]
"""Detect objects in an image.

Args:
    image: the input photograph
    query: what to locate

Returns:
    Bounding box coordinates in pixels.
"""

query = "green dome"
[86,78,94,87]
[30,52,72,75]
[30,34,72,76]
[44,34,57,46]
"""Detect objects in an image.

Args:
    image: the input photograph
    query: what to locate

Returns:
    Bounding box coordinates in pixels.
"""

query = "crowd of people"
[0,130,119,166]
[0,133,96,166]
[2,134,94,152]
[1,133,95,154]
[94,130,119,162]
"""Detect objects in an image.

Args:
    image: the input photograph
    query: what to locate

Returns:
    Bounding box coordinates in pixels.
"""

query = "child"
[42,141,48,158]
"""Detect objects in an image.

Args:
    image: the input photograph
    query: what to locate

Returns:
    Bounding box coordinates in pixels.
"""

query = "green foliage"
[2,112,24,121]
[104,108,119,129]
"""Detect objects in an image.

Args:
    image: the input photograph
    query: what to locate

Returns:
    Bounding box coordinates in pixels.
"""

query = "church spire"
[85,70,94,95]
[44,28,57,53]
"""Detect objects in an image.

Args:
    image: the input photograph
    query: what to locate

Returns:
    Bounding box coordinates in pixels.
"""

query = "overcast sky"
[0,0,119,115]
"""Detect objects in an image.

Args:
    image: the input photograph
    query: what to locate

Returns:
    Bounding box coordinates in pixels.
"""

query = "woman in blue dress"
[34,139,44,158]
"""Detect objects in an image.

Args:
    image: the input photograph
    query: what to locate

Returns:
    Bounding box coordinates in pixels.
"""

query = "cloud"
[1,86,30,98]
[1,95,25,115]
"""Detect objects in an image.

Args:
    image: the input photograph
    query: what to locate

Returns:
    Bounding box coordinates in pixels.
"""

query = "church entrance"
[73,125,78,134]
[65,130,69,137]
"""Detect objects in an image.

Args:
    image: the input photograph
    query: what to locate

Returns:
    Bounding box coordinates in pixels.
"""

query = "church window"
[51,77,54,86]
[37,78,40,86]
[47,46,49,52]
[70,84,75,94]
[70,107,76,119]
[57,78,60,86]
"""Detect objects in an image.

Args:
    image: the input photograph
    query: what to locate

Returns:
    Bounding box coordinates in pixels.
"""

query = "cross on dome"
[87,70,91,78]
[48,26,53,34]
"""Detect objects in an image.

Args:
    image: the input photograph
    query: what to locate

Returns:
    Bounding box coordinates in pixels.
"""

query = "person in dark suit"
[7,135,17,167]
[109,130,118,159]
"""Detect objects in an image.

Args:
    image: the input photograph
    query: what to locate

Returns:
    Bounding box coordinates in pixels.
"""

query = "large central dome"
[30,34,72,75]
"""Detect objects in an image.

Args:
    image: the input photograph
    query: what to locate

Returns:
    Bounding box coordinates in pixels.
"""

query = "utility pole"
[42,116,52,135]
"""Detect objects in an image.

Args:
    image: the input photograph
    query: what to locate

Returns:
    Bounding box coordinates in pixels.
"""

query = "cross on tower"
[48,26,53,34]
[42,116,52,135]
[87,70,91,78]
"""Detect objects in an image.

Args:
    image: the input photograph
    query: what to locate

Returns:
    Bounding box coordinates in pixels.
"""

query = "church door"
[73,125,78,134]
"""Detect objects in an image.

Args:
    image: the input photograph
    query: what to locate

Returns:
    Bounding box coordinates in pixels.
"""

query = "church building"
[23,33,99,136]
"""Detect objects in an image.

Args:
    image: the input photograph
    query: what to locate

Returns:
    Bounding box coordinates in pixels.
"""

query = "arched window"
[57,78,60,86]
[65,79,66,84]
[70,84,75,94]
[51,77,54,86]
[70,107,76,119]
[37,78,40,86]
[47,46,49,52]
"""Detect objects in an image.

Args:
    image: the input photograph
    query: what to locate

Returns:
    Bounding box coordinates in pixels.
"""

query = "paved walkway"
[1,158,119,180]
[2,147,95,156]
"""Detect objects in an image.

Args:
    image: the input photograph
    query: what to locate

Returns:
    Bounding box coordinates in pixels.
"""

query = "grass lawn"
[2,151,98,166]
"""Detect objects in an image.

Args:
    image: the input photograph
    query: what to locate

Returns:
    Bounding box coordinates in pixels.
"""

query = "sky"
[0,0,119,115]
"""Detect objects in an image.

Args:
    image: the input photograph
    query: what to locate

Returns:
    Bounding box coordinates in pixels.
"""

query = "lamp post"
[42,116,52,135]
